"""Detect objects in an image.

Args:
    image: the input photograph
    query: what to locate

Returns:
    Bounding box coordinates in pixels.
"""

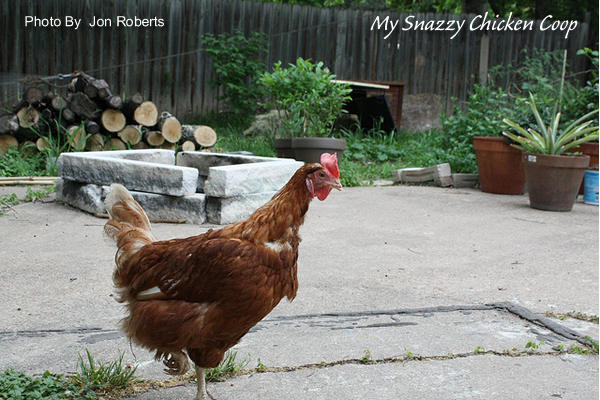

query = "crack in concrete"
[1,302,593,346]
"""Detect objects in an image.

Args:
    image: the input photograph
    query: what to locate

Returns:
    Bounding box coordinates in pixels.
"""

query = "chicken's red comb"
[320,152,340,178]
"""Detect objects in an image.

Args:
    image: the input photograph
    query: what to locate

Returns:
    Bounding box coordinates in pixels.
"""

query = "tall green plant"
[260,58,351,137]
[502,93,599,155]
[202,31,268,117]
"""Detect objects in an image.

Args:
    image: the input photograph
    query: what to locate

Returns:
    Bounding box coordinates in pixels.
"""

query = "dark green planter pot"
[292,137,346,163]
[273,138,295,159]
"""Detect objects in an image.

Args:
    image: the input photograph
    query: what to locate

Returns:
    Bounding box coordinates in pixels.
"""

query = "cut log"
[118,125,142,145]
[36,137,49,151]
[84,78,109,99]
[0,134,18,154]
[66,125,87,150]
[85,133,105,151]
[123,92,144,116]
[133,101,158,126]
[105,95,123,110]
[143,130,165,147]
[23,87,44,105]
[16,107,40,129]
[157,112,182,143]
[43,91,56,104]
[51,95,68,112]
[194,125,217,147]
[101,109,126,132]
[61,107,76,123]
[180,140,196,152]
[106,137,127,150]
[40,108,54,123]
[68,92,99,120]
[85,120,100,135]
[0,114,19,134]
[15,127,39,142]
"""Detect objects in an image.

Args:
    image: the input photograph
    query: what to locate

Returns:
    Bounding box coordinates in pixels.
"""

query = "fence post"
[478,33,489,87]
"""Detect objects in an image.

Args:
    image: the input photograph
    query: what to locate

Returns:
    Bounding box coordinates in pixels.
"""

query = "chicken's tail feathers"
[103,183,155,244]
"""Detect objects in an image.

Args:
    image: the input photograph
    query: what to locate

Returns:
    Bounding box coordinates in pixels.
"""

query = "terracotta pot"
[473,136,526,195]
[569,142,599,194]
[273,138,294,159]
[523,153,590,212]
[292,137,346,163]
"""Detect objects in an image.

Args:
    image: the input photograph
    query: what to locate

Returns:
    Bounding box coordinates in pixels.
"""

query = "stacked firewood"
[0,72,217,155]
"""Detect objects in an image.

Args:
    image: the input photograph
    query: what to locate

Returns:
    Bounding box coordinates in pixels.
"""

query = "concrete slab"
[56,178,206,223]
[206,191,276,225]
[58,153,198,196]
[204,161,303,197]
[0,185,597,400]
[176,151,285,176]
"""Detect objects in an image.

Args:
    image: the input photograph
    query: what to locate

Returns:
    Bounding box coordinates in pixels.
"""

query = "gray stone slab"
[452,173,479,188]
[204,160,303,197]
[393,163,452,187]
[206,191,276,225]
[84,149,175,165]
[176,151,287,176]
[56,178,105,214]
[58,152,198,196]
[57,178,206,224]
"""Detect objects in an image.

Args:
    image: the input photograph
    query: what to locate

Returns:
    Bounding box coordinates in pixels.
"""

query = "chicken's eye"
[318,172,326,178]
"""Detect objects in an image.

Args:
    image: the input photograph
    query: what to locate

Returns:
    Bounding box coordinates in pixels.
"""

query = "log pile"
[0,72,217,155]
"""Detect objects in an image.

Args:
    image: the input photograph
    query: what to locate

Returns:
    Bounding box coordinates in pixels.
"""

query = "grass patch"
[71,349,139,395]
[0,369,96,400]
[205,351,249,382]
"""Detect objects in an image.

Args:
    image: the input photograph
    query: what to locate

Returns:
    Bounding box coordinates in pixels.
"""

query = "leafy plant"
[260,58,351,138]
[256,358,266,372]
[502,93,599,155]
[360,349,373,364]
[0,369,95,400]
[473,346,486,354]
[0,146,47,177]
[203,31,268,117]
[25,185,56,202]
[0,193,19,216]
[205,351,248,382]
[72,349,138,393]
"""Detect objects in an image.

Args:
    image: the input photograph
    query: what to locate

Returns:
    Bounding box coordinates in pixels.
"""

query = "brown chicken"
[103,153,341,400]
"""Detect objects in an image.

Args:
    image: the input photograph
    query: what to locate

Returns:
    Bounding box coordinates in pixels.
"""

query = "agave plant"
[502,93,599,155]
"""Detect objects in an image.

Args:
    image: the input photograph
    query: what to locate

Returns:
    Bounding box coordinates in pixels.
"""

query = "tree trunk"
[143,129,165,147]
[16,107,40,129]
[180,140,196,151]
[23,87,44,106]
[133,101,158,126]
[68,93,100,120]
[85,120,100,135]
[101,109,126,132]
[118,125,143,145]
[85,133,105,151]
[0,134,18,154]
[156,112,182,143]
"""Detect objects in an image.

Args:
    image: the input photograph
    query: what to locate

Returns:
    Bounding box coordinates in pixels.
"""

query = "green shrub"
[260,58,351,137]
[203,31,268,117]
[0,146,47,177]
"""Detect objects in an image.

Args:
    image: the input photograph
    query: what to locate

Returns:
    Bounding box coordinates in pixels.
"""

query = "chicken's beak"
[330,178,342,191]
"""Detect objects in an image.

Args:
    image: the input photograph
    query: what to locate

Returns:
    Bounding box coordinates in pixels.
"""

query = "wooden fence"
[0,0,592,118]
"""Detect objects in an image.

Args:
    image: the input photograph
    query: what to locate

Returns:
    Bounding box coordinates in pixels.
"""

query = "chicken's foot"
[156,351,190,375]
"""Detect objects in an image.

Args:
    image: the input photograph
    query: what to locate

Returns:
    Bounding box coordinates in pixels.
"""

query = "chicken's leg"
[195,366,209,400]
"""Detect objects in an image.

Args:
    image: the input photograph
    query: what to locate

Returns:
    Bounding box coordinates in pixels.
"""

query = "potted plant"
[261,58,351,162]
[502,93,599,211]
